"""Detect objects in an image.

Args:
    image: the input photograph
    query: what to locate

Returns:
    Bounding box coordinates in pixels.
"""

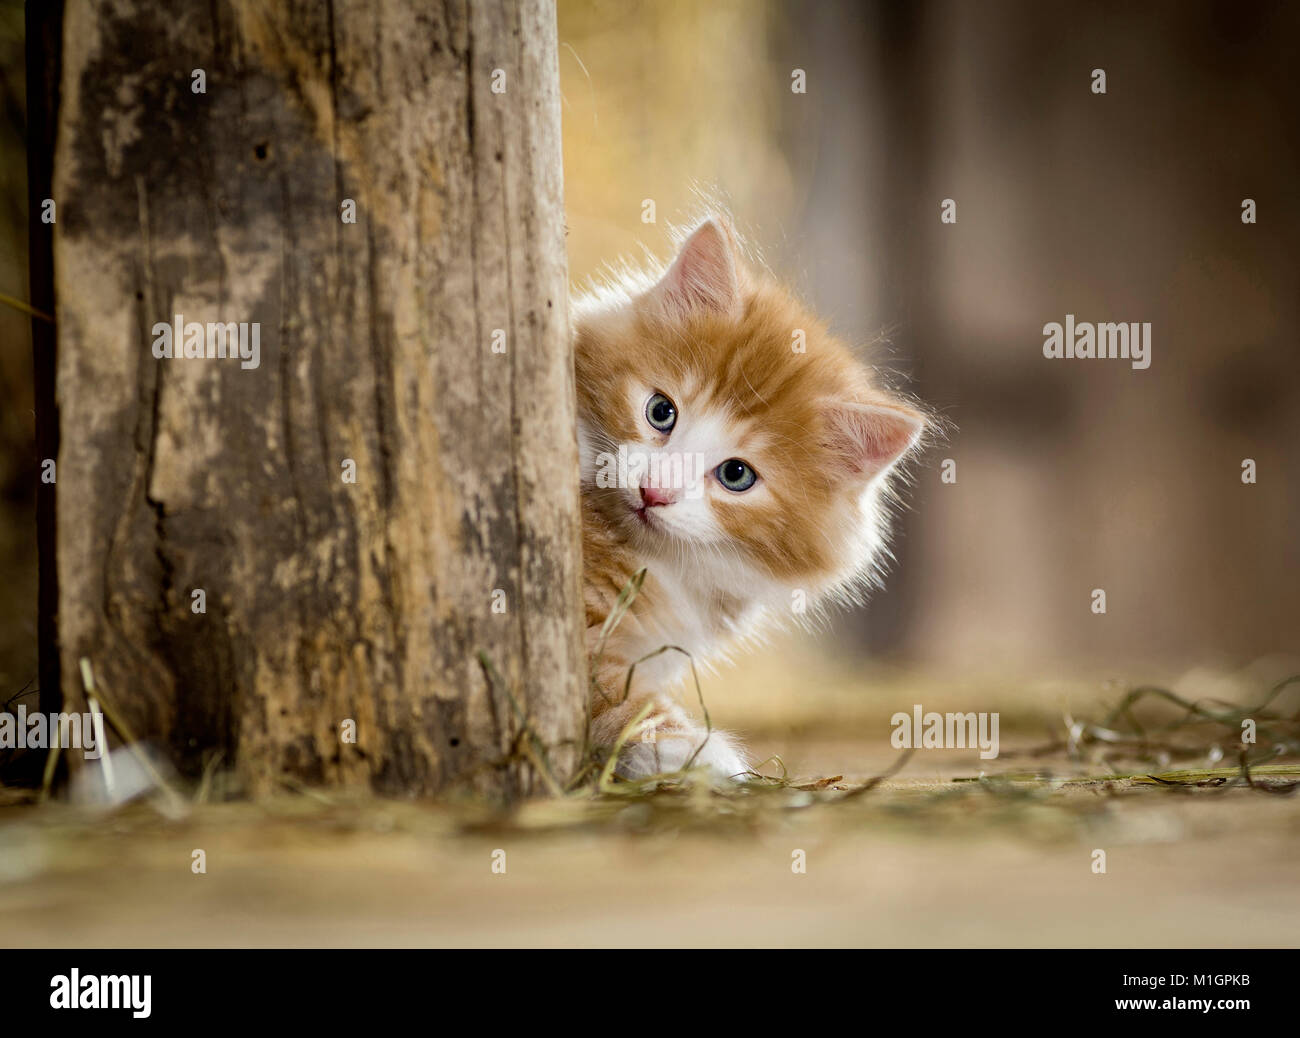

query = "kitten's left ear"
[821,400,925,482]
[645,218,744,320]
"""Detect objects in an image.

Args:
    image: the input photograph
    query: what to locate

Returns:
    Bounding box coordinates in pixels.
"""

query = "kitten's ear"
[821,400,925,482]
[646,218,743,320]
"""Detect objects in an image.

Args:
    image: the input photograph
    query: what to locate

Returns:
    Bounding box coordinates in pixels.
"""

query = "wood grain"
[46,0,585,796]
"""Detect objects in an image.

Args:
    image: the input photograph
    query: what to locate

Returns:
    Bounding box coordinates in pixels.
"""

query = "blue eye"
[646,393,677,432]
[716,459,757,492]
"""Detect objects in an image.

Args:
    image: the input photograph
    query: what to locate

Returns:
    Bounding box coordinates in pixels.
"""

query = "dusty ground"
[2,646,1298,948]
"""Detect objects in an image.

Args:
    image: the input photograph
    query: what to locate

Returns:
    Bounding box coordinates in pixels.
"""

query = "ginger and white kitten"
[575,217,926,782]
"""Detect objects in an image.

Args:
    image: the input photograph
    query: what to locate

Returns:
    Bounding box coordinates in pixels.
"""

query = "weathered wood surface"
[47,0,585,796]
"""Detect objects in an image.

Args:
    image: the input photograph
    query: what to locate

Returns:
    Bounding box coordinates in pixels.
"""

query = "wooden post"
[38,0,585,796]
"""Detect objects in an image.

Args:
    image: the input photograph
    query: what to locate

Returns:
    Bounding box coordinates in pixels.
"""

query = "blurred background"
[556,0,1300,733]
[1,0,1298,728]
[0,2,30,697]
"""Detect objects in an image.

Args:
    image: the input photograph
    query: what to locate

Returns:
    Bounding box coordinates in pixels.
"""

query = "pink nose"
[640,483,677,508]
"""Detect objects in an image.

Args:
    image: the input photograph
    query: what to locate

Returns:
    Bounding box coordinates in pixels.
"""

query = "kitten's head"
[574,217,927,607]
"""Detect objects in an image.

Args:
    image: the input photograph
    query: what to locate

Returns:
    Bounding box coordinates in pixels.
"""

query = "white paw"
[616,726,749,784]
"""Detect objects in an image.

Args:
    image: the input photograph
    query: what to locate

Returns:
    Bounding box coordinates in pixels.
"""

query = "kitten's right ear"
[645,218,743,320]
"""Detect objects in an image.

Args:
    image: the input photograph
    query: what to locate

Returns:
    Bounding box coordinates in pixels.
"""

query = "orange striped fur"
[575,217,927,781]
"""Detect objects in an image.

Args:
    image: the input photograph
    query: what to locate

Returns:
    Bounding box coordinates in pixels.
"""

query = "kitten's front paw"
[616,726,749,785]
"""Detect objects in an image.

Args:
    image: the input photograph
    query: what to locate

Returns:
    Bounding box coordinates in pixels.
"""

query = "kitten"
[574,216,926,782]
